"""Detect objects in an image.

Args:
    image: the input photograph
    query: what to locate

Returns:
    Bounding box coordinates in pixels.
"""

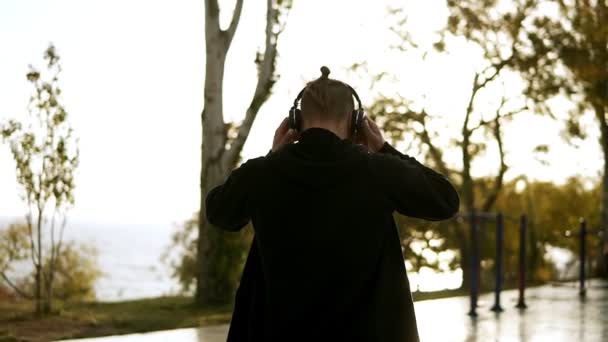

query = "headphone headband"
[290,82,363,113]
[292,87,306,108]
[288,71,365,136]
[345,84,363,113]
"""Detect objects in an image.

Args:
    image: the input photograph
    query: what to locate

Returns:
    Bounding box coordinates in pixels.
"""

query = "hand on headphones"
[272,117,300,152]
[355,116,385,152]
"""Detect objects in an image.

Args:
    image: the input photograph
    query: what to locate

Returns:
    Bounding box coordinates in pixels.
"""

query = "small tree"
[0,44,79,314]
[0,223,31,299]
[0,222,100,303]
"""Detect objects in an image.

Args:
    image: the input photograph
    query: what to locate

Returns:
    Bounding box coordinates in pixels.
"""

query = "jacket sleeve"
[205,157,262,231]
[370,142,460,221]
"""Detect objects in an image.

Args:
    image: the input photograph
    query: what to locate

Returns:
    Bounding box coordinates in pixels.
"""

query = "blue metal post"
[516,214,527,309]
[579,218,587,298]
[468,209,479,317]
[491,212,504,312]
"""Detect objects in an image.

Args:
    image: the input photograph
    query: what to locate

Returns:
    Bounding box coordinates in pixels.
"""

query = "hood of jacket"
[267,127,369,189]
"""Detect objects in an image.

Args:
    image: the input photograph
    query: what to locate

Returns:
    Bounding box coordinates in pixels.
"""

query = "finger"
[364,116,375,130]
[365,117,382,137]
[361,117,373,138]
[368,118,382,134]
[279,129,297,145]
[274,119,291,145]
[276,117,290,135]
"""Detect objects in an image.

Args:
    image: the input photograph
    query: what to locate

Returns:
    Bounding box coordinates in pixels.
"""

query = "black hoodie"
[206,127,460,342]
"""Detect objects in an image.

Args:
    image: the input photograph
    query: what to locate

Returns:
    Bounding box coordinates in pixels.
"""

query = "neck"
[301,119,350,140]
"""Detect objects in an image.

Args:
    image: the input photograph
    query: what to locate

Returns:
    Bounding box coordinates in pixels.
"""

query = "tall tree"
[197,0,291,306]
[0,44,79,314]
[357,4,530,289]
[446,0,608,279]
[523,0,608,277]
[449,0,608,277]
[442,0,540,288]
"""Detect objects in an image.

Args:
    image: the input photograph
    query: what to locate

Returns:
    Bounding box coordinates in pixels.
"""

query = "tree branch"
[205,0,220,21]
[0,271,32,299]
[223,0,285,168]
[49,209,67,292]
[481,98,524,212]
[224,0,244,46]
[464,72,480,131]
[50,207,57,272]
[475,59,510,94]
[204,0,221,39]
[461,71,483,209]
[481,127,506,211]
[469,105,527,133]
[25,211,38,267]
[594,101,608,157]
[415,110,452,177]
[0,236,31,300]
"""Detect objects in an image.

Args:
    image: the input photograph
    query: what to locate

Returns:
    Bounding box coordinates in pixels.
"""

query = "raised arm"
[357,116,459,220]
[371,142,459,220]
[205,157,262,231]
[206,118,298,231]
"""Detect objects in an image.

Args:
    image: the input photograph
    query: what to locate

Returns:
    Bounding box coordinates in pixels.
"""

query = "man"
[206,67,460,341]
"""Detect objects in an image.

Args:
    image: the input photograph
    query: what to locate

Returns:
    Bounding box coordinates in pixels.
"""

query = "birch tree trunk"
[196,0,290,306]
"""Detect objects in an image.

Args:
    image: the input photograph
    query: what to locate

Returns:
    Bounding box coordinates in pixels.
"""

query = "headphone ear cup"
[289,107,301,131]
[288,107,296,130]
[295,109,302,131]
[352,109,364,134]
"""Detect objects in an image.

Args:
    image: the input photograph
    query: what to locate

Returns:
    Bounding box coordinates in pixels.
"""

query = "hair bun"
[320,66,330,79]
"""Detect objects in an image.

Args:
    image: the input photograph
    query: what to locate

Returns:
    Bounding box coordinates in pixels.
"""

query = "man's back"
[206,127,460,341]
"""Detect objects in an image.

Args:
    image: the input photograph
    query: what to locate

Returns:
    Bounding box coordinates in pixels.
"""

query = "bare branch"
[223,0,287,168]
[205,0,220,21]
[51,214,68,281]
[594,102,608,160]
[224,0,244,46]
[481,123,506,211]
[461,70,484,209]
[204,0,221,39]
[475,59,510,93]
[48,208,67,294]
[464,72,480,130]
[0,271,32,299]
[481,97,523,212]
[25,212,38,267]
[469,106,527,133]
[50,207,57,271]
[416,110,451,177]
[464,58,513,136]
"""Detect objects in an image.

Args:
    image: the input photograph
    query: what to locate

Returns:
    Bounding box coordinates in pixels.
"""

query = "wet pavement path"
[61,280,608,342]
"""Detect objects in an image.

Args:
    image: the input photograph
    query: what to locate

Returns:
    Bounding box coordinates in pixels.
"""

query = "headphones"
[288,77,365,137]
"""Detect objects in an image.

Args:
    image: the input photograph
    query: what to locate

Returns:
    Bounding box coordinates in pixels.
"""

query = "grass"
[0,296,233,342]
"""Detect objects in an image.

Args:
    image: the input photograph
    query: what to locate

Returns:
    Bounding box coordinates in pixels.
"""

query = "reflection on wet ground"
[61,280,607,342]
[415,280,607,341]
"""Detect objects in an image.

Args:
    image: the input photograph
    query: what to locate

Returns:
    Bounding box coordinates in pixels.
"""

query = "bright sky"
[0,0,602,226]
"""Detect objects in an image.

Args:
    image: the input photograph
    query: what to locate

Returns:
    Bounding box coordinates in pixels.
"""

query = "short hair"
[301,66,354,122]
